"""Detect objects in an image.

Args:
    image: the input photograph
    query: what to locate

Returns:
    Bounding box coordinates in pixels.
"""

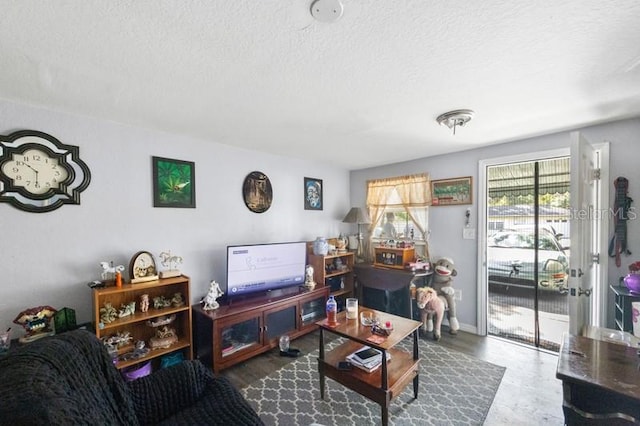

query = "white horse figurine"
[159,251,184,270]
[201,280,223,310]
[100,261,125,280]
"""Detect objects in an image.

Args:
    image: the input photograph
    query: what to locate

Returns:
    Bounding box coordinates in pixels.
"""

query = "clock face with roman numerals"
[0,130,91,213]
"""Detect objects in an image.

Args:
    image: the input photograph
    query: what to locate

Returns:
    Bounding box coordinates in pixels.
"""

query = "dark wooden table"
[316,309,421,426]
[354,263,431,320]
[556,332,640,425]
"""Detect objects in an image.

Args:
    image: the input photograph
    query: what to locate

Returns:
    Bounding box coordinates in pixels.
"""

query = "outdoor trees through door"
[484,156,571,351]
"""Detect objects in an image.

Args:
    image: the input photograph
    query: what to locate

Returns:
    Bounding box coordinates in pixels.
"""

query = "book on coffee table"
[346,346,391,373]
[353,347,381,364]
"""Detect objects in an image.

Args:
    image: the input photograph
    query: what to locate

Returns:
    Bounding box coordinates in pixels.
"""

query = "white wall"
[0,99,352,336]
[350,118,640,330]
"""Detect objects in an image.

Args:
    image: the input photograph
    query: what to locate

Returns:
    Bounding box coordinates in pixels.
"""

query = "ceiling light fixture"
[436,109,475,135]
[310,0,344,23]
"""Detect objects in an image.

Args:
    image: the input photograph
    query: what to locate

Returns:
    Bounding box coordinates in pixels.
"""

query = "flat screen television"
[226,241,307,299]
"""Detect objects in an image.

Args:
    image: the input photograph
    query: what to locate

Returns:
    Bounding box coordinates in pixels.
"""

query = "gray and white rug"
[242,337,506,426]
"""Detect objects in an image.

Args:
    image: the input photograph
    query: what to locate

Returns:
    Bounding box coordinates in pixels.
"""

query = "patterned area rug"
[241,336,506,426]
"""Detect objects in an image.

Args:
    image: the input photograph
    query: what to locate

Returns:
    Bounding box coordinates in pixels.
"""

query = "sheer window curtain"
[364,173,431,262]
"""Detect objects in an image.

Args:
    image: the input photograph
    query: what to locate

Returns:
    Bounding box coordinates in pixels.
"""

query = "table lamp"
[342,207,371,262]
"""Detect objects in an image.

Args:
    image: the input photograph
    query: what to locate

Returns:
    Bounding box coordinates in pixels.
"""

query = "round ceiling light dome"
[436,109,475,135]
[310,0,344,23]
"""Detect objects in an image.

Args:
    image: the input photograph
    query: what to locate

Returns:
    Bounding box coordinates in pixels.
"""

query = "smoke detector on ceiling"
[310,0,344,23]
[436,109,475,135]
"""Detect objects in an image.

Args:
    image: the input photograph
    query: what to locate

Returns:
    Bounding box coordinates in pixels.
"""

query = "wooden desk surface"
[556,333,640,401]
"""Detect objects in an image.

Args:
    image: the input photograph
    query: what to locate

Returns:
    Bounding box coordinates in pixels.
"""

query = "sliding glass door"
[486,157,570,351]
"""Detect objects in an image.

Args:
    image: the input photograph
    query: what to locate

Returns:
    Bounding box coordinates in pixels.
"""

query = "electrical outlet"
[454,289,462,301]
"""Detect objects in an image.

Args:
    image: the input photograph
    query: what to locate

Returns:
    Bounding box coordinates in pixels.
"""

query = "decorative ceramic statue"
[118,301,136,318]
[13,306,57,343]
[150,326,178,349]
[100,261,125,281]
[100,303,118,324]
[171,292,185,307]
[202,280,223,310]
[336,235,348,253]
[304,265,316,290]
[140,294,150,313]
[159,251,183,278]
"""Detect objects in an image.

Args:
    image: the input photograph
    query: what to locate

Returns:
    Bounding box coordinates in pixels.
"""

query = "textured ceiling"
[1,1,639,169]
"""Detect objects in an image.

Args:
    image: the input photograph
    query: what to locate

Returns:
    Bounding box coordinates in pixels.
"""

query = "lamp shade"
[342,207,370,224]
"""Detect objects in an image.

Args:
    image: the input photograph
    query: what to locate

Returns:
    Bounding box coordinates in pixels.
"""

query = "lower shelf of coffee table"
[319,340,419,400]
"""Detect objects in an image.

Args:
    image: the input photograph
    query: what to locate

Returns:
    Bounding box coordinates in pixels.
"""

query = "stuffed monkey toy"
[431,257,459,334]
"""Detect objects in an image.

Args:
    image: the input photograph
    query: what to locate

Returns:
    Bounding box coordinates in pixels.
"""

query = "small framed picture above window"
[431,176,472,206]
[304,177,323,210]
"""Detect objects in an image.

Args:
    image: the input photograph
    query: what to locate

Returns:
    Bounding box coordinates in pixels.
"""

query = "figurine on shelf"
[158,251,184,279]
[133,340,150,358]
[119,340,151,362]
[13,306,57,343]
[334,257,347,271]
[153,296,172,309]
[140,294,149,313]
[171,292,185,307]
[150,326,178,349]
[102,331,133,350]
[118,301,136,318]
[146,314,176,328]
[304,265,316,290]
[100,303,118,324]
[99,261,125,282]
[336,235,348,253]
[201,280,223,310]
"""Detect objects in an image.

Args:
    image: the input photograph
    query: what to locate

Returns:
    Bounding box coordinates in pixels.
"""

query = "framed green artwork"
[431,176,472,206]
[152,156,196,208]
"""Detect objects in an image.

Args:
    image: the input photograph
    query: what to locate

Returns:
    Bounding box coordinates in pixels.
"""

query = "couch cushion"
[156,375,264,426]
[0,330,138,425]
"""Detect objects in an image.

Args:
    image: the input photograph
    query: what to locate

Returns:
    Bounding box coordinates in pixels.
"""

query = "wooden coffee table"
[316,308,422,426]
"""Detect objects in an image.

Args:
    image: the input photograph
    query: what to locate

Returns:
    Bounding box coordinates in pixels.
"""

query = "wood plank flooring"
[220,329,564,425]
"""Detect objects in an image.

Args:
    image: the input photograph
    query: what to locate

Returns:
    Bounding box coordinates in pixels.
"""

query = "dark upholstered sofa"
[0,329,263,425]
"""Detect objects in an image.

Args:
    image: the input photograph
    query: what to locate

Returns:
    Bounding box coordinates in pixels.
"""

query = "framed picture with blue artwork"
[153,156,196,208]
[304,177,323,210]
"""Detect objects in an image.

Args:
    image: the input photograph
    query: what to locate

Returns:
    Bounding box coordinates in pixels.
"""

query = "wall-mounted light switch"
[463,228,475,239]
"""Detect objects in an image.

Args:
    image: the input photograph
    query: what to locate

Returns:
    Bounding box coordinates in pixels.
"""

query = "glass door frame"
[477,148,570,336]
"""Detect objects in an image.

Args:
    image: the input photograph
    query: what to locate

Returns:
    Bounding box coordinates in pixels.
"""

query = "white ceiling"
[1,1,640,170]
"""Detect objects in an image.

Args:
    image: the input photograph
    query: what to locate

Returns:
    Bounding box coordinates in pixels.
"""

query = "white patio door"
[568,132,609,335]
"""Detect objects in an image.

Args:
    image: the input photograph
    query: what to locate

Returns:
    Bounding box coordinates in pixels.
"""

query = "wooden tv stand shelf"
[193,286,329,373]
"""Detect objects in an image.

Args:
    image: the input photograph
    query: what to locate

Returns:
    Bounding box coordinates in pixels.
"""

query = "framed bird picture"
[152,156,196,208]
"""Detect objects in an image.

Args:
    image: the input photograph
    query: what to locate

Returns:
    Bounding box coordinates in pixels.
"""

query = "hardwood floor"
[221,330,564,425]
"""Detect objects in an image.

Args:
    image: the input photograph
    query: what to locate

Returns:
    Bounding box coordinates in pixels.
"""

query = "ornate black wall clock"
[0,130,91,213]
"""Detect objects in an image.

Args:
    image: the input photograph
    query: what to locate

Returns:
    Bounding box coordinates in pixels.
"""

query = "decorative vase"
[313,237,329,256]
[624,274,640,294]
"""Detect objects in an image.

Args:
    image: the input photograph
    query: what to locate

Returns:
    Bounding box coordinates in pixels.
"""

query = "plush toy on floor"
[416,286,447,340]
[431,257,460,335]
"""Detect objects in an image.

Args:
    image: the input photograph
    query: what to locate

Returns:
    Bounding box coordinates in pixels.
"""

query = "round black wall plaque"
[242,171,273,213]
